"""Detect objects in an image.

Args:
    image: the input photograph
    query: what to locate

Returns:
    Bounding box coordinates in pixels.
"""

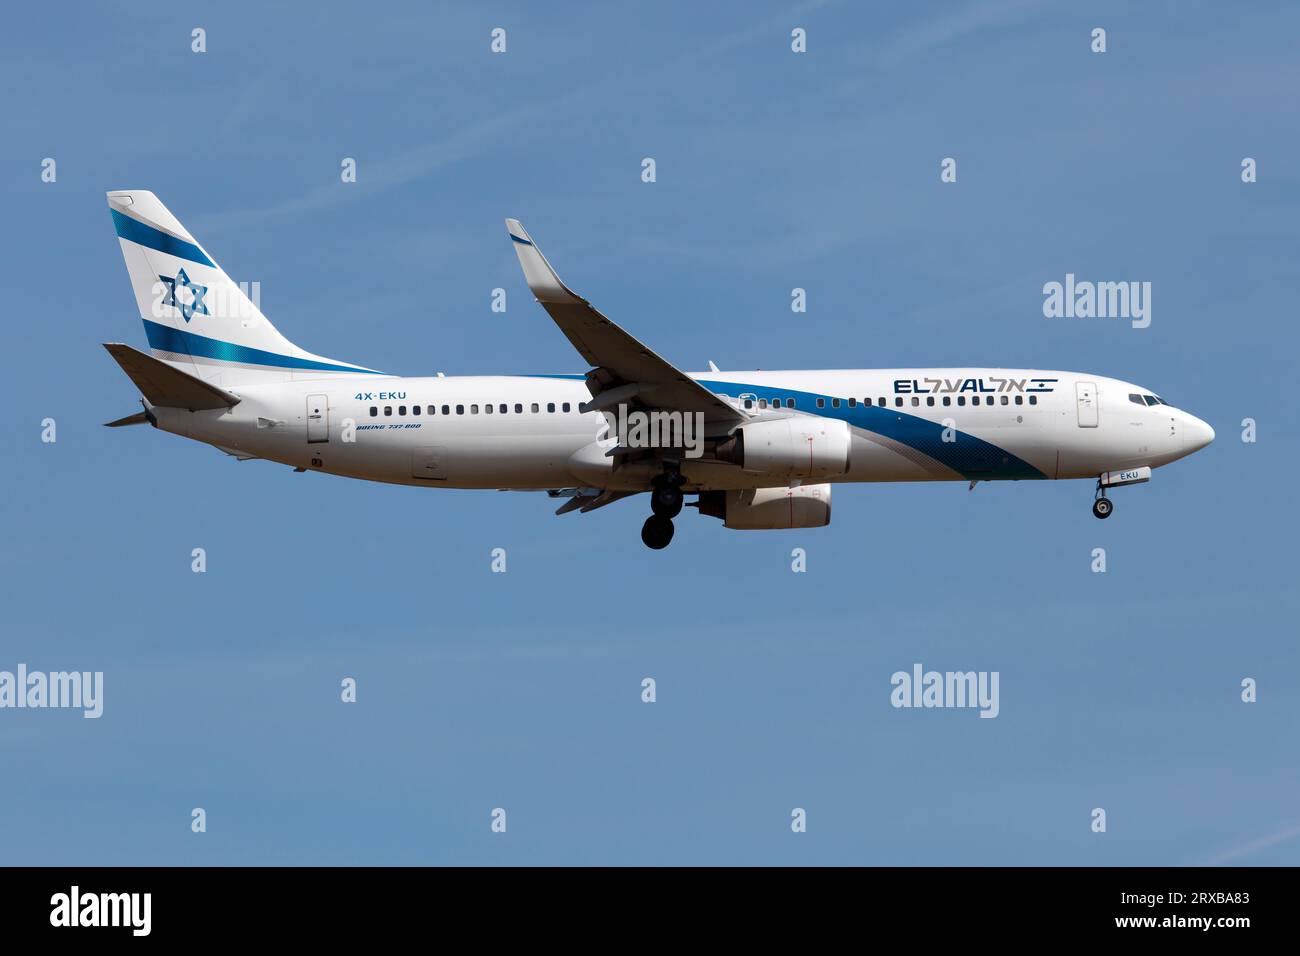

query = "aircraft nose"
[1184,415,1215,453]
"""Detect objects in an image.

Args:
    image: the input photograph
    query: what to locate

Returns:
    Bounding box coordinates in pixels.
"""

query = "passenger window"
[369,407,377,417]
[848,398,857,407]
[562,402,571,412]
[427,405,435,415]
[400,406,407,415]
[831,398,840,408]
[957,397,966,406]
[758,399,768,409]
[942,396,951,406]
[514,404,522,413]
[816,398,825,408]
[442,405,450,415]
[879,397,887,407]
[500,404,508,413]
[456,405,464,415]
[531,403,539,413]
[1029,396,1038,405]
[787,398,796,408]
[471,404,479,414]
[384,406,392,416]
[894,397,903,407]
[744,398,754,409]
[412,405,420,416]
[485,403,493,414]
[1000,395,1008,405]
[1014,396,1023,405]
[911,397,919,407]
[547,403,556,413]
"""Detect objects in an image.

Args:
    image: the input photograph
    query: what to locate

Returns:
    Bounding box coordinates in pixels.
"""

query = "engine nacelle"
[715,418,850,480]
[697,484,832,530]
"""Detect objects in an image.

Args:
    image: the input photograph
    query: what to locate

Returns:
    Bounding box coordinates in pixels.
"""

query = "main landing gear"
[1092,480,1113,520]
[641,469,685,549]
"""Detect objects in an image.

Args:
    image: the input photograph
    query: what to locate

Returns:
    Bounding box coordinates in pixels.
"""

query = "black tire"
[650,482,684,519]
[641,515,675,549]
[1092,497,1113,519]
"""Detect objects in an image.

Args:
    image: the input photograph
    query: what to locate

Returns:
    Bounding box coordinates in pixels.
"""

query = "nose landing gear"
[1092,480,1113,519]
[642,469,685,548]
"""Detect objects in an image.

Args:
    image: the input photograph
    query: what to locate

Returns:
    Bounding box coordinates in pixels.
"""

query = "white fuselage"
[149,367,1214,491]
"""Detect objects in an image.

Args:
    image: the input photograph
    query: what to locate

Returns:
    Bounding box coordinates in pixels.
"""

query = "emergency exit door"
[1075,381,1098,427]
[307,394,329,443]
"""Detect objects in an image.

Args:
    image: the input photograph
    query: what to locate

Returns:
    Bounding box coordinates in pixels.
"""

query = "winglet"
[505,219,583,304]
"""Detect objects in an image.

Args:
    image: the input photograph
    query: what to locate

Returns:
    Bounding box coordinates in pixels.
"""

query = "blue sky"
[1,0,1297,865]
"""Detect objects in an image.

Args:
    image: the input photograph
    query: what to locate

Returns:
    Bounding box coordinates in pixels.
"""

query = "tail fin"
[106,191,382,385]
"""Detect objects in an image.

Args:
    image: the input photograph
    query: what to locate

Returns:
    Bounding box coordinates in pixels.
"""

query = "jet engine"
[695,484,832,530]
[714,418,850,480]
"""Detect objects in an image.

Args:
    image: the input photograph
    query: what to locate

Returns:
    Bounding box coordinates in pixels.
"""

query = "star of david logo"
[158,268,209,323]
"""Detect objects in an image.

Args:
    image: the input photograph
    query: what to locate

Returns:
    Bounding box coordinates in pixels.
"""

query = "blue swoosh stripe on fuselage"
[111,210,216,267]
[695,379,1045,480]
[525,373,1044,479]
[142,320,384,375]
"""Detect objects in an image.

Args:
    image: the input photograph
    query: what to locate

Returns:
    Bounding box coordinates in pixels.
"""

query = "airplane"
[103,190,1215,549]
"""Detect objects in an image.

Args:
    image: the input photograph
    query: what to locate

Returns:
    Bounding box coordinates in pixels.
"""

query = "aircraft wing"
[505,220,743,427]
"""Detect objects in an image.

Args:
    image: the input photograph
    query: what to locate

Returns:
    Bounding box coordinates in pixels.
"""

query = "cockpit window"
[1143,395,1159,406]
[1129,394,1145,406]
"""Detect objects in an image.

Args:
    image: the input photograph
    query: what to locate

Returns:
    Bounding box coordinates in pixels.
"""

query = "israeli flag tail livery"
[106,190,380,386]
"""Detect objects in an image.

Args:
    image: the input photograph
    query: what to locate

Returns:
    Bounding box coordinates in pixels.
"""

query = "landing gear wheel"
[1092,497,1113,519]
[641,515,675,549]
[650,481,684,519]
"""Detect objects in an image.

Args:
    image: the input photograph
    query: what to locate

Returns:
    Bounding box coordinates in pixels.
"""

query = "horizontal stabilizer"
[103,343,241,410]
[104,410,150,427]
